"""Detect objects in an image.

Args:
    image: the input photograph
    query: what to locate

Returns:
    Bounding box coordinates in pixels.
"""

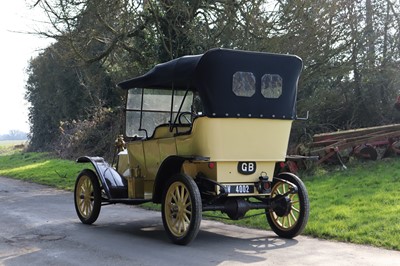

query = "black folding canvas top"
[118,48,302,120]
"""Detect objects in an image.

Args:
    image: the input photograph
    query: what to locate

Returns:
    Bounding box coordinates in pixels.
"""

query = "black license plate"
[223,184,255,194]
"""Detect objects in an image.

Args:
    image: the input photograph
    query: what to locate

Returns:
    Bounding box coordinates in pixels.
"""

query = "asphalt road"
[1,176,399,266]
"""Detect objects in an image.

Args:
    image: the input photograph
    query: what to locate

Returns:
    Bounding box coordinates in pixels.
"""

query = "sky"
[0,2,52,135]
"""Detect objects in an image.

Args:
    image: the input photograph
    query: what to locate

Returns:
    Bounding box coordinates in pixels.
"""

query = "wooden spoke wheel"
[266,173,309,238]
[74,169,101,224]
[161,174,202,245]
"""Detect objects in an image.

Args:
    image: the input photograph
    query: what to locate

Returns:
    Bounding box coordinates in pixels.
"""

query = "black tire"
[266,173,309,238]
[161,173,202,245]
[74,169,101,224]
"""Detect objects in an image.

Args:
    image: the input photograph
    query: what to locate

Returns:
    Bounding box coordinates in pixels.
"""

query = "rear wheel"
[266,173,309,238]
[74,169,101,224]
[161,173,202,245]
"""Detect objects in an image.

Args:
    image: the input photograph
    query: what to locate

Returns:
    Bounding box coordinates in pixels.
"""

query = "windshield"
[125,88,193,138]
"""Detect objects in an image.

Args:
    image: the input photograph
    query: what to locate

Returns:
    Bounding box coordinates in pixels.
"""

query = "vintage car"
[74,48,309,245]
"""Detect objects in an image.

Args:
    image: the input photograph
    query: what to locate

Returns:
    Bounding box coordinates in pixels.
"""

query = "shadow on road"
[78,215,298,265]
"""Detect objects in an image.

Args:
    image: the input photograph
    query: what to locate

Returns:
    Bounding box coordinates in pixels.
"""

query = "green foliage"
[25,43,120,152]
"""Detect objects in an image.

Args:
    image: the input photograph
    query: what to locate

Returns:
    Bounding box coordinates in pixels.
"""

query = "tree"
[276,0,400,133]
[26,0,400,155]
[25,42,117,151]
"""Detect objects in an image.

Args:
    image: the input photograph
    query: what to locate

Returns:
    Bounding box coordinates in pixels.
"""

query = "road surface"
[0,176,399,266]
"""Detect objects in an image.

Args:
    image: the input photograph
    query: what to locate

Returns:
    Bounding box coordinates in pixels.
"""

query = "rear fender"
[77,156,128,199]
[276,171,300,180]
[152,155,209,203]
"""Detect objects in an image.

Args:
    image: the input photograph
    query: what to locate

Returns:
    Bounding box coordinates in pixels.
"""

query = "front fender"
[77,156,128,199]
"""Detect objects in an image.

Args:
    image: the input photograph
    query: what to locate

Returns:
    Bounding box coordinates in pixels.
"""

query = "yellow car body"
[74,48,309,245]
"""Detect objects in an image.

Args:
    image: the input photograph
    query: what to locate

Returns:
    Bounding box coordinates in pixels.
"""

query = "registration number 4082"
[223,184,254,194]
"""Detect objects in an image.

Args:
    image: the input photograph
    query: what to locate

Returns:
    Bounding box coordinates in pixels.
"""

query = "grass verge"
[1,149,400,250]
[303,159,400,250]
[0,152,85,190]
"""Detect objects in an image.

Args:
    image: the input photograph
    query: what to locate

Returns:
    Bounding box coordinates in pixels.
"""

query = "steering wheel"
[178,112,192,125]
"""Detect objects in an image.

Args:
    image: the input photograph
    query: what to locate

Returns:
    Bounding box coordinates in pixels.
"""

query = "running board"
[102,198,151,206]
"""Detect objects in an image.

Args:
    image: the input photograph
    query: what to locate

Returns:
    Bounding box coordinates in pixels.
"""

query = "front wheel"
[266,173,309,238]
[161,173,202,245]
[74,169,101,224]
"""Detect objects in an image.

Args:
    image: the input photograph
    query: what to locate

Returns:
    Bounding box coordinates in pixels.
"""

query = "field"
[1,145,400,250]
[0,140,27,155]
